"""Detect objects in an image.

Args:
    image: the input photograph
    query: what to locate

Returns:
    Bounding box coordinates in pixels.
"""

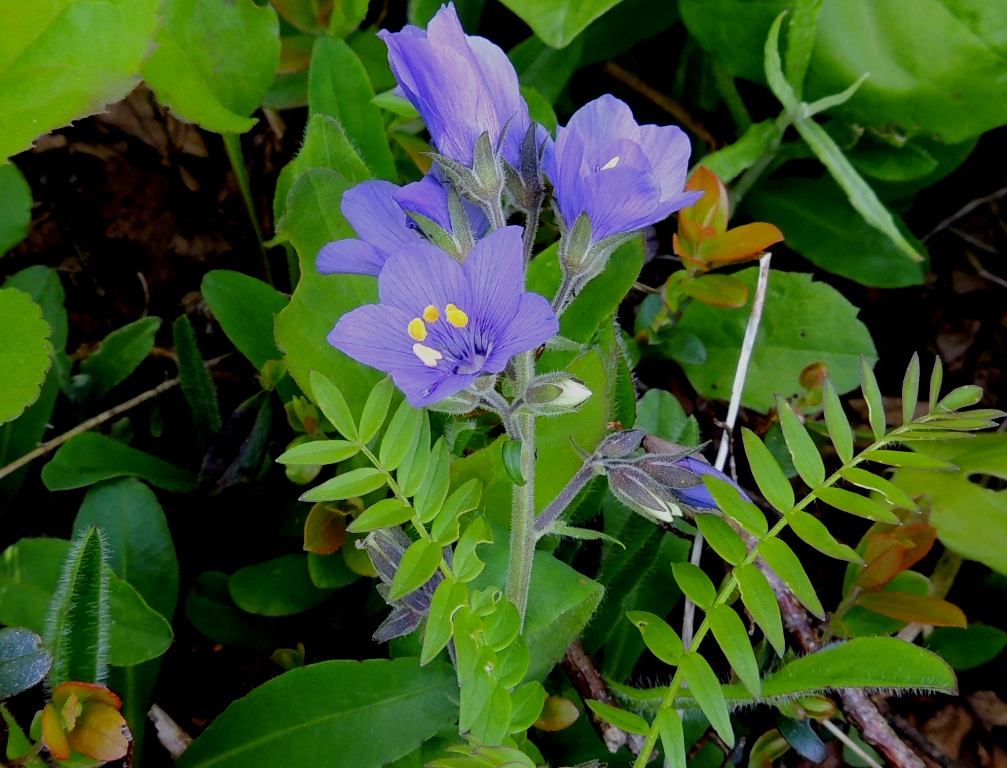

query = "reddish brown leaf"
[856,592,967,627]
[681,166,729,233]
[701,222,784,267]
[303,502,350,555]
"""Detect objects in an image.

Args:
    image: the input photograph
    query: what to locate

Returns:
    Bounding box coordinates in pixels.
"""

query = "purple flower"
[317,180,424,277]
[317,177,489,278]
[328,226,558,407]
[378,4,532,168]
[544,94,702,243]
[671,457,752,510]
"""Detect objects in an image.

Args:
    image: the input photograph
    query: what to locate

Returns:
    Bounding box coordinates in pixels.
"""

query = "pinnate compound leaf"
[0,288,53,424]
[680,652,734,747]
[815,487,900,523]
[177,658,457,768]
[379,399,424,471]
[41,432,197,492]
[869,450,957,471]
[0,627,51,700]
[838,468,918,511]
[0,0,160,160]
[758,538,824,618]
[422,578,468,666]
[705,477,768,537]
[743,428,794,513]
[657,708,686,768]
[735,564,785,656]
[695,514,747,566]
[708,605,761,697]
[586,701,650,736]
[347,499,413,533]
[822,377,854,464]
[389,540,441,602]
[416,438,451,524]
[676,269,877,413]
[142,0,280,134]
[776,396,825,488]
[80,316,160,398]
[786,510,862,563]
[310,371,358,442]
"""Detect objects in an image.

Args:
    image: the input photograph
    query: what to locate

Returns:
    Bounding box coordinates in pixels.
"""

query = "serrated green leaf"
[822,377,854,464]
[278,439,360,466]
[735,564,785,656]
[671,562,716,610]
[704,477,768,537]
[695,514,747,566]
[627,610,684,666]
[786,510,861,563]
[0,288,53,424]
[300,467,385,502]
[390,539,442,602]
[0,0,161,160]
[176,658,457,768]
[379,399,424,471]
[680,652,734,746]
[359,377,395,445]
[742,428,794,513]
[308,36,396,180]
[416,438,451,524]
[776,396,825,488]
[421,578,468,666]
[758,538,824,618]
[708,605,761,697]
[310,371,359,442]
[585,701,650,736]
[347,499,414,533]
[174,315,221,447]
[815,486,901,523]
[142,0,280,134]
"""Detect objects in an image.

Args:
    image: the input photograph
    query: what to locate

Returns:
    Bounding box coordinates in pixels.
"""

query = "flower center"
[407,302,473,366]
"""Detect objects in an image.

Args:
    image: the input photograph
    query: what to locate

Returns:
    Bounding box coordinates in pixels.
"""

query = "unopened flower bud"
[525,376,592,414]
[634,454,704,490]
[607,464,683,524]
[428,388,481,414]
[595,429,646,459]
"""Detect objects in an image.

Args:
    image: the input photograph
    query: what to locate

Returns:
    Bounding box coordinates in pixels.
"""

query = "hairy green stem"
[506,350,537,625]
[222,132,272,285]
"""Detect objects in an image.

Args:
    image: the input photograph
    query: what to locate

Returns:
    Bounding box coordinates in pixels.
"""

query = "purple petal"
[565,95,640,160]
[394,176,452,230]
[327,303,419,375]
[636,124,693,204]
[544,127,587,231]
[582,166,662,241]
[462,226,525,332]
[341,180,420,254]
[378,242,469,319]
[484,292,559,371]
[672,457,752,509]
[317,239,386,277]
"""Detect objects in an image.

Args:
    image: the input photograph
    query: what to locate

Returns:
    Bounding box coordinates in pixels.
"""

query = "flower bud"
[634,454,704,490]
[428,388,481,414]
[607,464,683,524]
[595,428,646,458]
[525,375,592,414]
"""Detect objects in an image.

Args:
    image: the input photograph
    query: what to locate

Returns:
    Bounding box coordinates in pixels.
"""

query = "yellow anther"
[407,318,427,341]
[412,343,443,368]
[600,155,621,170]
[422,305,440,322]
[445,303,469,328]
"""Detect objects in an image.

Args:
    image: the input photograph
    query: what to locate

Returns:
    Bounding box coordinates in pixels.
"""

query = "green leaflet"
[0,163,32,253]
[229,555,335,616]
[201,270,289,371]
[497,0,624,49]
[0,288,53,424]
[174,315,222,447]
[79,316,161,399]
[177,659,458,768]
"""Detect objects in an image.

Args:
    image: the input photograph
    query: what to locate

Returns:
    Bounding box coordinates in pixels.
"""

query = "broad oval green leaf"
[229,554,334,616]
[498,0,624,49]
[704,477,768,537]
[389,539,442,602]
[107,576,173,666]
[676,268,877,414]
[80,316,161,399]
[176,658,458,768]
[277,439,360,466]
[0,0,160,160]
[142,0,280,134]
[695,514,747,566]
[347,499,414,533]
[671,562,716,610]
[0,163,32,253]
[626,610,684,666]
[585,700,650,736]
[0,288,53,424]
[202,270,288,370]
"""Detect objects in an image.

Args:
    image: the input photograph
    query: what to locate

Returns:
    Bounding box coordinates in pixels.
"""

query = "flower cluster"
[321,2,701,410]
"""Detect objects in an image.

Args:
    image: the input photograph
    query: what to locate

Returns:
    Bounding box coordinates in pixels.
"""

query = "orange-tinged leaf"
[682,274,750,309]
[52,681,122,710]
[701,222,784,267]
[799,363,828,391]
[534,695,580,732]
[681,166,729,233]
[893,525,938,572]
[854,533,907,590]
[42,703,72,761]
[68,702,129,763]
[303,501,351,555]
[856,592,967,627]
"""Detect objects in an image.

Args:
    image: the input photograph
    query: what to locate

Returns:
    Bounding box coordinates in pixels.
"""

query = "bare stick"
[682,253,772,647]
[921,186,1007,243]
[821,718,884,768]
[149,704,192,759]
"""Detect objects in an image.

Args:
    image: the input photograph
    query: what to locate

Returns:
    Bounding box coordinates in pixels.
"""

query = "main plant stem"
[506,350,538,625]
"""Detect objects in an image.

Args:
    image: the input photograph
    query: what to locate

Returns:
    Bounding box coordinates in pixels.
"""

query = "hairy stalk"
[506,350,537,624]
[533,464,595,535]
[522,194,542,264]
[222,133,272,285]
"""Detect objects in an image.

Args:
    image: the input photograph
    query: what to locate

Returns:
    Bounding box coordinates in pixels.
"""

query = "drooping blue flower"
[316,177,489,278]
[328,226,558,407]
[544,94,703,243]
[378,3,533,169]
[671,456,753,510]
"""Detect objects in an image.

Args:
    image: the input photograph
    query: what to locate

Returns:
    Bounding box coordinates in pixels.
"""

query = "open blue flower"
[317,177,489,277]
[378,3,532,168]
[544,94,702,243]
[328,226,558,407]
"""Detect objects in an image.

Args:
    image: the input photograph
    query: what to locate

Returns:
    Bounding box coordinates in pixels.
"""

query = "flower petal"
[462,226,525,331]
[565,95,640,160]
[341,180,418,253]
[317,239,387,277]
[378,242,469,319]
[636,124,693,204]
[484,292,559,371]
[328,304,419,376]
[582,166,662,241]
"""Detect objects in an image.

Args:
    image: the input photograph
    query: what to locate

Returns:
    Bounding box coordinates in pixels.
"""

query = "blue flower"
[328,226,558,407]
[317,177,488,278]
[544,94,702,243]
[378,3,533,169]
[671,457,753,510]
